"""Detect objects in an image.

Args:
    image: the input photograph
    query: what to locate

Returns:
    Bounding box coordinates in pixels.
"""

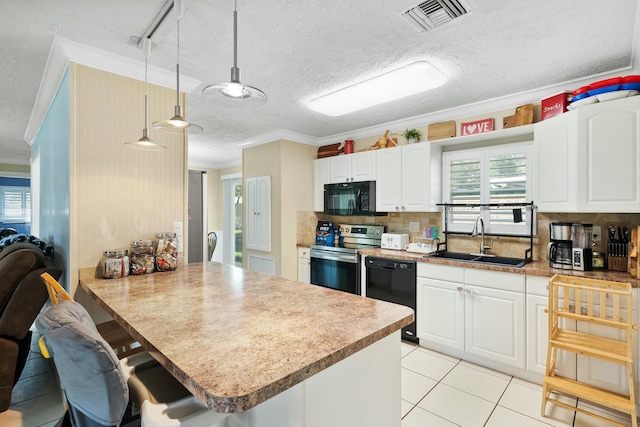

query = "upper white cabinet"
[535,96,640,212]
[313,158,329,212]
[245,176,271,252]
[376,143,441,212]
[328,151,376,183]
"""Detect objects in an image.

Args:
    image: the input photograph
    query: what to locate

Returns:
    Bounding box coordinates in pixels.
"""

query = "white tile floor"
[400,341,635,427]
[1,334,637,426]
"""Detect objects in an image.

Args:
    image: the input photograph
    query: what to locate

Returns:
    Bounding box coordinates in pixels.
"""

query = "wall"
[33,63,187,322]
[32,67,71,287]
[280,141,316,279]
[0,164,30,176]
[242,140,316,279]
[71,63,187,292]
[296,210,640,263]
[243,141,282,275]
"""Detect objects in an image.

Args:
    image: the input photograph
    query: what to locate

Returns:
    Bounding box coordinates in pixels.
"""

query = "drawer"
[526,275,550,296]
[297,246,310,259]
[417,262,464,283]
[464,268,525,292]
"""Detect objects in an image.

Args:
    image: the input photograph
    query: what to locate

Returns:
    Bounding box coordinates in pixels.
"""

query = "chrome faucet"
[471,216,493,255]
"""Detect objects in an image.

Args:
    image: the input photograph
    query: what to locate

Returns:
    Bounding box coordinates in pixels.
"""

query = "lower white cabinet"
[576,306,638,398]
[417,277,465,351]
[417,263,525,369]
[464,284,525,368]
[525,276,576,378]
[297,247,310,283]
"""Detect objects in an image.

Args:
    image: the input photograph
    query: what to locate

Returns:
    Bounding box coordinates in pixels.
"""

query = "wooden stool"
[542,274,638,427]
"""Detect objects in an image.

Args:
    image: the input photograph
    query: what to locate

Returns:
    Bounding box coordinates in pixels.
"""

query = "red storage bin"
[541,91,571,120]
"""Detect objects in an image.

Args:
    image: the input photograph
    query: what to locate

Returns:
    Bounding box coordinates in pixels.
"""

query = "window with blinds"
[1,186,31,222]
[442,142,533,235]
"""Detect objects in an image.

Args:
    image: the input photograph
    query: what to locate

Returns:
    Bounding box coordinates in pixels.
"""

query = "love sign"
[460,118,494,136]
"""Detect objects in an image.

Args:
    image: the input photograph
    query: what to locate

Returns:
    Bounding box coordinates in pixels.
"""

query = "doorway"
[188,170,207,263]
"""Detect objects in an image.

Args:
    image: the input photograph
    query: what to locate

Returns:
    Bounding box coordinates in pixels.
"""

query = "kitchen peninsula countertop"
[359,248,640,287]
[79,262,413,413]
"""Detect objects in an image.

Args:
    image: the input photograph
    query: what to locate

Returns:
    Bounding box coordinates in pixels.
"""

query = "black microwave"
[324,181,386,216]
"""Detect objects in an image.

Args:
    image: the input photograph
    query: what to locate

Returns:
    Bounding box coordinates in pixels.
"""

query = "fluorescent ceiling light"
[307,61,446,117]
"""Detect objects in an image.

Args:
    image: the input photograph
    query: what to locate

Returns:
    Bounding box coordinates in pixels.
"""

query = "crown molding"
[24,36,201,145]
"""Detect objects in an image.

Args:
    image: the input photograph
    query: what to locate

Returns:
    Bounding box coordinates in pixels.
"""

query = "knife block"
[608,255,628,272]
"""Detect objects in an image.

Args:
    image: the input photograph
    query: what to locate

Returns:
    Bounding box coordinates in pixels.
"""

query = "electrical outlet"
[593,225,601,241]
[173,221,183,237]
[409,222,419,233]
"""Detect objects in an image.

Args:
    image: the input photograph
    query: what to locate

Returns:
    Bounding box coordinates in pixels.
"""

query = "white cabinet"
[525,276,576,378]
[313,158,329,212]
[535,95,640,212]
[246,176,271,252]
[327,151,376,183]
[534,113,578,212]
[376,144,441,212]
[576,305,638,398]
[417,263,525,369]
[297,247,310,283]
[465,284,525,368]
[417,276,465,351]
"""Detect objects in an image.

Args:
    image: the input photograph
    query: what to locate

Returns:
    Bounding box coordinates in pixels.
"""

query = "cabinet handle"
[456,286,464,292]
[465,289,473,295]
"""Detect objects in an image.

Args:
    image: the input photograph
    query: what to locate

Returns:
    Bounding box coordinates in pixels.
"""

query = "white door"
[534,113,578,212]
[401,144,438,212]
[245,177,257,250]
[416,277,464,351]
[350,151,376,182]
[525,294,577,378]
[576,307,637,399]
[375,146,402,212]
[328,156,351,183]
[464,286,526,369]
[255,176,271,252]
[578,97,640,211]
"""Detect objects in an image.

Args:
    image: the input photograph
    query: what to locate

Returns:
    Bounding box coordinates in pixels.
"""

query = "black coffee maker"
[547,222,573,269]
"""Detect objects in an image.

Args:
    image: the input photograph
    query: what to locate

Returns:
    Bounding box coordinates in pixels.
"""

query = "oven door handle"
[311,252,358,264]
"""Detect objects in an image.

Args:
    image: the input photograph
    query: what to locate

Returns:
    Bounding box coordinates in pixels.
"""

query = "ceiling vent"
[403,0,470,33]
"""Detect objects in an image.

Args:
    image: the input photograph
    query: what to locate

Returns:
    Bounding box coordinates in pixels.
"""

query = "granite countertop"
[359,248,640,287]
[80,262,413,413]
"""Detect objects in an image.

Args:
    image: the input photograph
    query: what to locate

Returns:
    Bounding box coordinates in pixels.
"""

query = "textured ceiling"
[1,0,638,168]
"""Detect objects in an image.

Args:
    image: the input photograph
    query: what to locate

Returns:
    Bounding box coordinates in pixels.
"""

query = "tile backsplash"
[297,211,640,262]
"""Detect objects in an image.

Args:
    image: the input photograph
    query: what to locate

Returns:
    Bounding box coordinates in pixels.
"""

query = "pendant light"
[202,0,267,106]
[153,0,203,133]
[125,38,166,151]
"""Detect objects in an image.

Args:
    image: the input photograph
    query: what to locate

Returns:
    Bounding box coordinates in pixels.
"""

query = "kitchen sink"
[426,251,527,268]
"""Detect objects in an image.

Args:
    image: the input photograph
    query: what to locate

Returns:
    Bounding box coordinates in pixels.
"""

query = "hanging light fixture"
[125,38,166,151]
[153,0,203,133]
[202,0,267,106]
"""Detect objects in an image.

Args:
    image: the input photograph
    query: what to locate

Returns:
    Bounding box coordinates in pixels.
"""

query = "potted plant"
[404,128,421,144]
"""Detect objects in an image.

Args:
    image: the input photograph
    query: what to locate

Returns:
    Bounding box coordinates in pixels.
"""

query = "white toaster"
[381,233,409,250]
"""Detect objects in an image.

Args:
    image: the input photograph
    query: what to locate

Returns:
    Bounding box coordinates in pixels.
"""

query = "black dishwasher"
[365,257,418,343]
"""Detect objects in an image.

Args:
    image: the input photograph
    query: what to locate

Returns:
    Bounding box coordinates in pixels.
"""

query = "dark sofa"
[0,242,62,412]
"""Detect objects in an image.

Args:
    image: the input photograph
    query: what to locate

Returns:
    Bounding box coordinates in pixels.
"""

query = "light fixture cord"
[175,17,181,108]
[233,0,238,69]
[143,38,151,131]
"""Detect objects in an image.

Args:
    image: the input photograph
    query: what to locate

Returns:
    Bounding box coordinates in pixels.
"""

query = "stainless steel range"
[310,224,384,294]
